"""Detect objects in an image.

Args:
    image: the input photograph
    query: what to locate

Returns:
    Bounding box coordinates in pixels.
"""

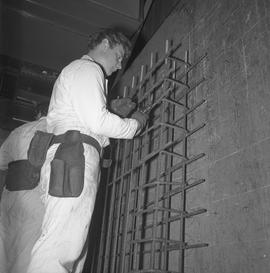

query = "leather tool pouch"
[49,130,85,197]
[5,131,54,191]
[6,160,40,191]
[28,130,54,167]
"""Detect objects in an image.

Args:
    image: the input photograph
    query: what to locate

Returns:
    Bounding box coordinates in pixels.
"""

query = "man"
[26,29,148,273]
[0,102,48,273]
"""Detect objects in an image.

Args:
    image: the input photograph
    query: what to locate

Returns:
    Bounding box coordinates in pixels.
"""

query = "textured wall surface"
[114,0,270,272]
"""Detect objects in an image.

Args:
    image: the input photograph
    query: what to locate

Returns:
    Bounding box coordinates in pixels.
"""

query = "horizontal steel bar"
[128,237,208,250]
[167,242,209,251]
[131,178,205,199]
[162,97,188,109]
[165,77,189,88]
[123,240,208,257]
[186,208,207,218]
[133,206,183,216]
[133,180,186,190]
[126,242,209,256]
[121,243,170,257]
[185,243,209,249]
[159,122,188,132]
[161,178,206,199]
[161,150,187,159]
[129,269,180,273]
[130,238,181,245]
[187,123,206,137]
[130,208,206,224]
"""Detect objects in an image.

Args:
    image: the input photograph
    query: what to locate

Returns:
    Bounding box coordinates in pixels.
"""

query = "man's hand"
[110,97,136,118]
[131,111,149,135]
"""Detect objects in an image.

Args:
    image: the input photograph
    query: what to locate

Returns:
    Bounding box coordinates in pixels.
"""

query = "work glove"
[110,97,136,118]
[131,110,149,135]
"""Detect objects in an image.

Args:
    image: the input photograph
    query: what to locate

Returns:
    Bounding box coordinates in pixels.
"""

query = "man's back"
[0,117,47,168]
[0,117,47,273]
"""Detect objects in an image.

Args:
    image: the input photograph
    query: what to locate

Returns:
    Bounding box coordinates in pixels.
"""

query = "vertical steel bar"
[128,73,141,272]
[128,69,144,271]
[118,75,140,273]
[162,40,175,271]
[127,162,140,272]
[132,64,147,271]
[132,161,146,271]
[149,48,167,270]
[119,140,136,273]
[102,140,122,273]
[178,50,189,273]
[96,148,113,273]
[110,140,129,272]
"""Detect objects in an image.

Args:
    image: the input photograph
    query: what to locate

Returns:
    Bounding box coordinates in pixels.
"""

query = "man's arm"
[70,62,138,139]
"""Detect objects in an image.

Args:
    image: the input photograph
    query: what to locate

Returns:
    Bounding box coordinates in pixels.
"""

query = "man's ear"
[102,38,110,50]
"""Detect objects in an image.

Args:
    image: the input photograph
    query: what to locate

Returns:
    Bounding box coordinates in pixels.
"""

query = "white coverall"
[26,55,138,273]
[0,117,47,273]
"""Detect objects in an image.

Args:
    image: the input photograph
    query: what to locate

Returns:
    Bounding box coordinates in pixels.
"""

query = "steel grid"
[95,41,208,273]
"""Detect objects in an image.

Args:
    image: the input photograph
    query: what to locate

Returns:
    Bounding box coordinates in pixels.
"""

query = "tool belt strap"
[51,132,102,156]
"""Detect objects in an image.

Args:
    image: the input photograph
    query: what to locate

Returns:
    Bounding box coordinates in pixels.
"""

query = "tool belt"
[49,130,101,197]
[5,130,102,197]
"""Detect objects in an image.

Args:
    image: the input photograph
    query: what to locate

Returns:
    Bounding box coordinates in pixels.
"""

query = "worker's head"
[87,29,132,76]
[34,101,49,120]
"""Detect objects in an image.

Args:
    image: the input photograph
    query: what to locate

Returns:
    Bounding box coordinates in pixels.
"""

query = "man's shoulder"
[59,56,105,83]
[66,57,102,74]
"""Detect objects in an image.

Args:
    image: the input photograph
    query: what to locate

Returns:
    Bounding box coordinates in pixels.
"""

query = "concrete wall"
[116,0,270,272]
